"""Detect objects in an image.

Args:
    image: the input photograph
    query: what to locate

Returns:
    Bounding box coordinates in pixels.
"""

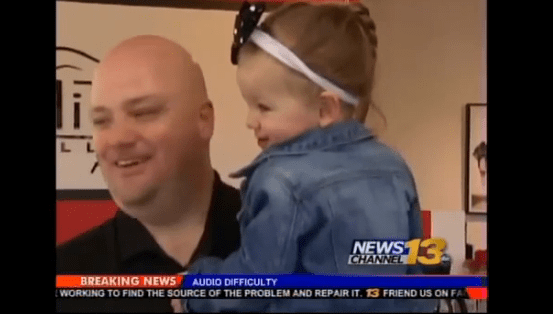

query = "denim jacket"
[186,121,437,312]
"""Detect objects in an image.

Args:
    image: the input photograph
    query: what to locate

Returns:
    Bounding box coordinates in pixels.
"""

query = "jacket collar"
[230,121,375,179]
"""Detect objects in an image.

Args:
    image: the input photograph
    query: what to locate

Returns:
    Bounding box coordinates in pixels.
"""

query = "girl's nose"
[246,110,259,130]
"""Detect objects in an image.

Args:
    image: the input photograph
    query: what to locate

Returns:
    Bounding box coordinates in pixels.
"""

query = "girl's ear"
[318,91,343,127]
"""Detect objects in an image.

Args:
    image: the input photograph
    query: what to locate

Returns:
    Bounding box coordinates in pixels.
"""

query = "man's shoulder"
[56,218,116,273]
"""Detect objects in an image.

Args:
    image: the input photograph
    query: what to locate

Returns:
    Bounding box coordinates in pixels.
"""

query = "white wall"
[360,0,487,263]
[361,0,487,212]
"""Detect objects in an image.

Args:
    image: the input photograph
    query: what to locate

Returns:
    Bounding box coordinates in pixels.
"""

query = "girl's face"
[237,52,321,150]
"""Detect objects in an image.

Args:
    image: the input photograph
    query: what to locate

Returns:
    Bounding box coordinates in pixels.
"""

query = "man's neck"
[132,166,216,266]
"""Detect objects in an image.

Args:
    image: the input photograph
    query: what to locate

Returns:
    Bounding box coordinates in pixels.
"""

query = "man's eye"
[133,109,160,118]
[92,118,109,126]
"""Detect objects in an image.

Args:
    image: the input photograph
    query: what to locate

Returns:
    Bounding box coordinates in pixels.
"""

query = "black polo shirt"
[56,171,241,312]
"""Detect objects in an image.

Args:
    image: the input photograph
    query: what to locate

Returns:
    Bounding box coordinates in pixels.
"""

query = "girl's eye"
[134,111,150,117]
[258,104,270,112]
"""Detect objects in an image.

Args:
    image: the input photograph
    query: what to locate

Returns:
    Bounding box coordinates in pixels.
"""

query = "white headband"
[248,29,360,106]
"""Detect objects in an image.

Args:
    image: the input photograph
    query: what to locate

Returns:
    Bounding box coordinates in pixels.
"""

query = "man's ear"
[199,101,214,140]
[318,91,343,127]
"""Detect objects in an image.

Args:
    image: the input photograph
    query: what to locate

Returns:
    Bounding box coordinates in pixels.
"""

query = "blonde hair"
[238,1,385,125]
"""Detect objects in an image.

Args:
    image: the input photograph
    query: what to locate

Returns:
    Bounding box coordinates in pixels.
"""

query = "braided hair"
[240,1,385,125]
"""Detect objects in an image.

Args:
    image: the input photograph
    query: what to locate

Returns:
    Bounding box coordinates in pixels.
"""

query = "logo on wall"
[56,47,106,190]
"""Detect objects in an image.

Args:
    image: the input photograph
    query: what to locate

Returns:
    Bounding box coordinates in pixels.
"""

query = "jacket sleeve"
[185,174,302,312]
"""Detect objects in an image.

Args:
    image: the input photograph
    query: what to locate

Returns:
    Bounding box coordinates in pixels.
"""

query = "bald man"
[56,35,241,313]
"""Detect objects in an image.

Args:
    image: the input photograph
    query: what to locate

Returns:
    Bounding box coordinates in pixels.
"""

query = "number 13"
[405,238,446,265]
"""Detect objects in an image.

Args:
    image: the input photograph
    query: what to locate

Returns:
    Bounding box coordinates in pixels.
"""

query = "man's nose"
[105,121,140,148]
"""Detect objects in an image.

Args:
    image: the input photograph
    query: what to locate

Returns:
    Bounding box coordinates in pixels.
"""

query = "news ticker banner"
[56,275,488,300]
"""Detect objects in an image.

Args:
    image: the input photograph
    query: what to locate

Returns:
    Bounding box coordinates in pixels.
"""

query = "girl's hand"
[171,299,184,313]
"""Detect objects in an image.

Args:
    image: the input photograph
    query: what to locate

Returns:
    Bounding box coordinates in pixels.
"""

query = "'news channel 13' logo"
[56,47,105,190]
[348,238,447,265]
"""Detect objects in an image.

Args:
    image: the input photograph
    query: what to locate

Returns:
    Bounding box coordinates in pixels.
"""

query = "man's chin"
[112,187,158,209]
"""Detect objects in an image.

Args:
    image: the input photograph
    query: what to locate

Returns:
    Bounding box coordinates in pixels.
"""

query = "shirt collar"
[115,210,160,264]
[230,121,375,179]
[116,171,226,266]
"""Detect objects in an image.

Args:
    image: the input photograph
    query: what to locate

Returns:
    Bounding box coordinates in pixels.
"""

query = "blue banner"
[182,274,487,289]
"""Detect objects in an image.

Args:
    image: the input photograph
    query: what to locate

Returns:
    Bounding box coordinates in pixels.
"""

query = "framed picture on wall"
[465,104,487,214]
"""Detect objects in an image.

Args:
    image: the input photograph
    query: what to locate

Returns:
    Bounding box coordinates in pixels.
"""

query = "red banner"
[56,275,184,289]
[466,287,487,300]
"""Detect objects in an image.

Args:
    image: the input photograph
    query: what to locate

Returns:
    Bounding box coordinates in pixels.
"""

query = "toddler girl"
[182,2,436,312]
